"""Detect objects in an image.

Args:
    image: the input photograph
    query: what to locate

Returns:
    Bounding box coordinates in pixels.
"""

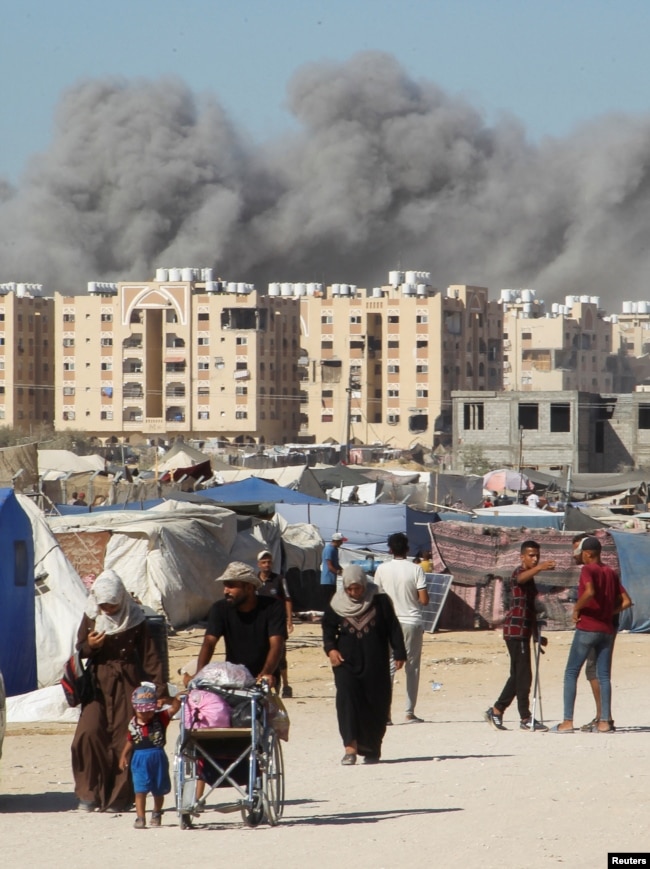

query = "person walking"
[374,532,429,724]
[320,531,347,609]
[322,565,406,765]
[257,549,294,698]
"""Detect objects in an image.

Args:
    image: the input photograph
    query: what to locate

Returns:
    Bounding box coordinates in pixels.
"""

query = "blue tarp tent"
[275,503,435,554]
[610,531,650,633]
[186,478,329,507]
[0,489,36,695]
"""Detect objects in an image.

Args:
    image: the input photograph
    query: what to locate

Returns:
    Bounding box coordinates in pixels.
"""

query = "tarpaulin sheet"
[609,530,650,633]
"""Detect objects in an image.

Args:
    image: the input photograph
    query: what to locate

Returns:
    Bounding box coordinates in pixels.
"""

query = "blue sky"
[2,0,650,184]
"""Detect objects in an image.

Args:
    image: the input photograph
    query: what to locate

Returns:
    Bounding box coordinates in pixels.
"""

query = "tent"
[274,502,435,555]
[17,495,88,689]
[178,478,329,509]
[0,490,37,696]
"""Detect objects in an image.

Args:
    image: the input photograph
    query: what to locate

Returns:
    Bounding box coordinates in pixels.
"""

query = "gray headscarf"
[85,569,145,635]
[330,564,378,619]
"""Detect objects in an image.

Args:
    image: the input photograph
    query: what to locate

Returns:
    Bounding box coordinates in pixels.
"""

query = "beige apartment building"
[54,272,301,445]
[500,290,616,393]
[297,274,503,448]
[0,284,54,433]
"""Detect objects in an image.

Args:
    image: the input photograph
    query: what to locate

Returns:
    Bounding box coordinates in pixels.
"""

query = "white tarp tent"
[17,495,88,689]
[47,500,324,628]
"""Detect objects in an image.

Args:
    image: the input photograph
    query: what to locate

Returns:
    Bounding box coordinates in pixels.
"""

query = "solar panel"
[422,573,453,633]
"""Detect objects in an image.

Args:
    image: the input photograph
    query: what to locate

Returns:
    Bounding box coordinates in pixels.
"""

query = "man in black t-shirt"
[257,549,294,698]
[196,561,286,686]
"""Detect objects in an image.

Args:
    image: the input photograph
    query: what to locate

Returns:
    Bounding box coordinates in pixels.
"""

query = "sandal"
[133,816,146,829]
[150,811,162,827]
[340,752,357,766]
[580,717,599,732]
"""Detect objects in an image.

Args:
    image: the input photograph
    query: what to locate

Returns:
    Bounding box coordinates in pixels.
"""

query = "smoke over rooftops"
[1,52,649,302]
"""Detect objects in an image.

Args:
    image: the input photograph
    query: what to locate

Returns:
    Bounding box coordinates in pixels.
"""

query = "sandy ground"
[1,624,649,869]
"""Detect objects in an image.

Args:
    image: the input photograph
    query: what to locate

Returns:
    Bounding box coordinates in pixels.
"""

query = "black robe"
[322,593,406,758]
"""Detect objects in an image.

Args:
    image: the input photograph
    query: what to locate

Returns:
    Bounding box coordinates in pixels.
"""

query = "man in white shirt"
[374,532,429,723]
[526,492,540,509]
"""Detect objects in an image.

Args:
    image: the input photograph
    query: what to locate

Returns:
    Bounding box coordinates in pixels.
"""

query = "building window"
[198,386,210,396]
[101,313,113,322]
[101,361,112,371]
[321,313,333,325]
[63,338,75,348]
[236,336,248,345]
[388,315,399,324]
[416,339,428,349]
[388,340,399,349]
[235,410,248,419]
[387,364,400,374]
[321,340,333,350]
[350,315,361,324]
[100,337,113,346]
[62,410,76,421]
[235,386,248,395]
[550,403,571,433]
[416,388,429,398]
[387,413,400,425]
[198,312,209,322]
[63,386,75,396]
[638,405,650,429]
[100,411,114,420]
[198,361,209,371]
[416,364,428,373]
[63,313,75,323]
[463,402,484,430]
[387,389,399,397]
[198,411,210,420]
[519,402,539,430]
[63,361,75,371]
[416,314,429,324]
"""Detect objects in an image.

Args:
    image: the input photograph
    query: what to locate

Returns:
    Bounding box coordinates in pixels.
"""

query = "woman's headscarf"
[85,569,145,635]
[330,564,378,619]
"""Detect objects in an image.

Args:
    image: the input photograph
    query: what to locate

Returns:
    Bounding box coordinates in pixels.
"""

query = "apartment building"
[500,290,616,393]
[297,274,503,448]
[0,284,54,433]
[54,271,301,444]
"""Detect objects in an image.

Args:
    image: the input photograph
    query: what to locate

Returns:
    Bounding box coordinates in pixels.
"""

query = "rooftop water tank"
[294,282,307,297]
[155,268,168,282]
[169,267,182,282]
[227,281,238,293]
[340,284,351,296]
[416,283,428,296]
[268,282,281,296]
[280,282,293,297]
[551,302,559,314]
[638,301,649,314]
[205,281,218,293]
[405,270,417,285]
[622,300,634,314]
[372,287,383,297]
[87,282,98,294]
[521,289,534,302]
[590,296,600,307]
[579,294,591,303]
[388,270,403,287]
[331,283,341,296]
[202,267,214,282]
[402,283,416,296]
[500,289,513,303]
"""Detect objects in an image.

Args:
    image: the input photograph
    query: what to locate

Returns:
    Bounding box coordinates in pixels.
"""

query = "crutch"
[530,618,547,729]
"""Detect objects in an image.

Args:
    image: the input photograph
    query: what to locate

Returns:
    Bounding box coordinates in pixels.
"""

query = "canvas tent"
[0,489,37,696]
[177,478,329,509]
[48,500,323,628]
[274,502,435,555]
[16,495,88,688]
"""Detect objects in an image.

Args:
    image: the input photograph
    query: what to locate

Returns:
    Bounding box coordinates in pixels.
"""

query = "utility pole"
[343,382,352,464]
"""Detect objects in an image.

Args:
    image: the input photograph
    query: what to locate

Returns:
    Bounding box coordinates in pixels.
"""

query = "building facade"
[298,275,503,449]
[54,273,301,444]
[0,284,54,433]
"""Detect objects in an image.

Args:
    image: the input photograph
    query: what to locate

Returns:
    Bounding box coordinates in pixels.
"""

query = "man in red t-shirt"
[484,540,555,731]
[553,536,623,733]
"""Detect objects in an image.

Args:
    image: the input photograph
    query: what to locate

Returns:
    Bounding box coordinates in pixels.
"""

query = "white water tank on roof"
[551,302,559,314]
[402,283,416,296]
[520,289,533,302]
[294,282,307,297]
[500,289,513,303]
[638,301,649,314]
[268,282,281,296]
[227,281,237,293]
[622,300,633,314]
[416,283,428,296]
[16,283,26,297]
[280,282,293,297]
[372,287,383,298]
[405,270,417,285]
[388,270,403,287]
[579,294,591,303]
[155,268,168,282]
[202,268,214,282]
[340,284,350,296]
[590,296,600,307]
[306,282,318,296]
[331,283,341,296]
[169,268,182,282]
[205,281,218,293]
[349,285,357,296]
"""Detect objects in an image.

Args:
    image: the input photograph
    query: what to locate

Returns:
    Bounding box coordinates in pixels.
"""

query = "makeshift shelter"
[275,502,434,555]
[178,478,329,510]
[0,489,37,696]
[17,495,88,688]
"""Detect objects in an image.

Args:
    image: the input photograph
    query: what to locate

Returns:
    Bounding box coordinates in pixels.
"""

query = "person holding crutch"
[484,540,555,732]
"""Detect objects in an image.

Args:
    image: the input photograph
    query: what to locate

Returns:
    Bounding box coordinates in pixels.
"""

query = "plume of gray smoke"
[2,51,650,303]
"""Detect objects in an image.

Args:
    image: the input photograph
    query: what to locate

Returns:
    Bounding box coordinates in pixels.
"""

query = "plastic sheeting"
[610,531,650,633]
